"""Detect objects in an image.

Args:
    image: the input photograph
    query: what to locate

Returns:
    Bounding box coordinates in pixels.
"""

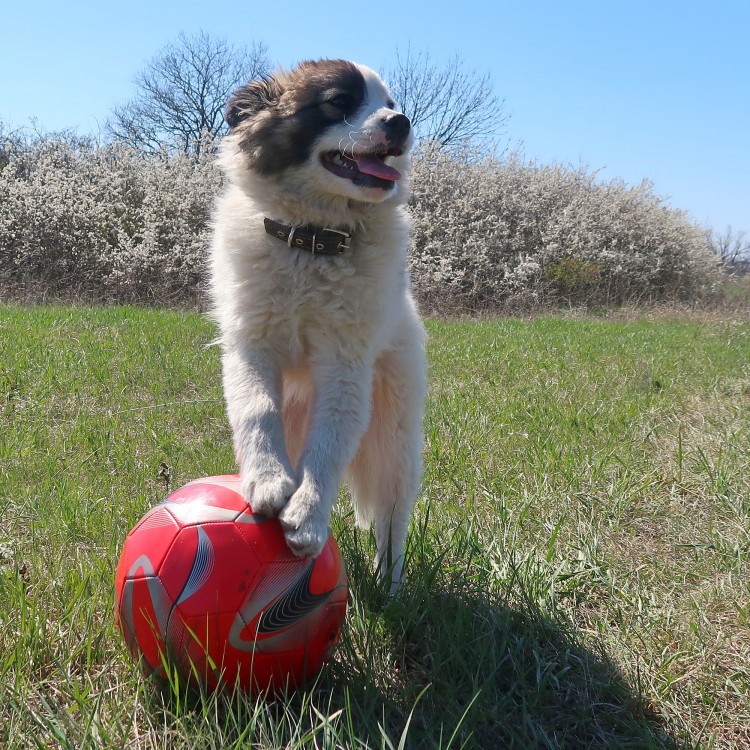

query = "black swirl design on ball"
[257,561,332,633]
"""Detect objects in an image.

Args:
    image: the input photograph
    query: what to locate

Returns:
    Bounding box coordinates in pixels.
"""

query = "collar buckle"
[322,228,351,253]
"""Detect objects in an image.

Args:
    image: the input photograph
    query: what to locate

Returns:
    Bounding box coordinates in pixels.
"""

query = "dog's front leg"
[279,357,372,558]
[222,346,297,516]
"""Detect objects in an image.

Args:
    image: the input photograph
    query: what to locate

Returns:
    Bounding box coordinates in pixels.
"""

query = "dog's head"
[223,59,412,205]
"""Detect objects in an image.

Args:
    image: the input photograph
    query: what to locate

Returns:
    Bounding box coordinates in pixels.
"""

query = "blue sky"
[1,0,748,236]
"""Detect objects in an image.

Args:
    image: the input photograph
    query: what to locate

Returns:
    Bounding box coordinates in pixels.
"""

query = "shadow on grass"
[318,524,686,750]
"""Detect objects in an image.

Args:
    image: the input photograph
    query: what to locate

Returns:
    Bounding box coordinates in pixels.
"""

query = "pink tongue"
[354,155,401,181]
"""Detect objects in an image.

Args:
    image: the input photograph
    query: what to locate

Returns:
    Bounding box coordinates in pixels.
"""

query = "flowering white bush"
[409,145,721,311]
[0,138,720,310]
[0,139,220,304]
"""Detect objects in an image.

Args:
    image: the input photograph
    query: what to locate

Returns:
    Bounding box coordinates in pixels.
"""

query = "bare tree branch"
[382,47,507,152]
[708,226,750,274]
[107,31,270,155]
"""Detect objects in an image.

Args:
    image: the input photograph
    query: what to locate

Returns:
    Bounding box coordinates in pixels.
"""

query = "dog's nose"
[383,113,411,145]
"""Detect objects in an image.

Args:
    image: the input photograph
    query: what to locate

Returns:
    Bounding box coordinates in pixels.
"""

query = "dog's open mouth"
[320,148,403,190]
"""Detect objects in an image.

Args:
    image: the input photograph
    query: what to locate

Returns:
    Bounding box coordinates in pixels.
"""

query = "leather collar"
[264,218,351,256]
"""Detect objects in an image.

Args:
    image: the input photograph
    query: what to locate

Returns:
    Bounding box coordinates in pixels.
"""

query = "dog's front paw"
[278,487,330,558]
[242,469,296,517]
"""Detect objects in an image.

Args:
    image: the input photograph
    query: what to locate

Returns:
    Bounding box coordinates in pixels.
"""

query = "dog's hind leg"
[345,329,427,593]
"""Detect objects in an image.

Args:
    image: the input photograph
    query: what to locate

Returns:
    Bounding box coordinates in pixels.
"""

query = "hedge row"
[0,139,720,310]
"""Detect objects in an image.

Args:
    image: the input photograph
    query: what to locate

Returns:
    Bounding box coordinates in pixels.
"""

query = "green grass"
[1,305,749,749]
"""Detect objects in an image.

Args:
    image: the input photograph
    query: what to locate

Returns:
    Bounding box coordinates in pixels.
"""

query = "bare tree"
[107,32,270,154]
[382,47,507,151]
[708,226,750,275]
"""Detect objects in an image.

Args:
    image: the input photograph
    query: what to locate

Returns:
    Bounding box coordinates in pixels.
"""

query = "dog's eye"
[327,94,353,109]
[386,100,396,110]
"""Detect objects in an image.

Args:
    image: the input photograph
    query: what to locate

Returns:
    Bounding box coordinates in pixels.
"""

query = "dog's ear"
[225,77,284,129]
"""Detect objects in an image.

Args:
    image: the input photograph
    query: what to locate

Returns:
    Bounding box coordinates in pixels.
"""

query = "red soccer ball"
[114,475,348,694]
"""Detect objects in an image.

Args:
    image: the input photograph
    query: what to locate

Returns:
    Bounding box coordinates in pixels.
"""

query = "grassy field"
[1,305,749,749]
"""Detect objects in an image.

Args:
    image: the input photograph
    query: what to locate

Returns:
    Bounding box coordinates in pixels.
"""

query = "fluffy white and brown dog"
[209,59,426,592]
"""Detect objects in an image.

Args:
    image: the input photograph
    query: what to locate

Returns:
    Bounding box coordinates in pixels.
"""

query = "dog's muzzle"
[383,113,411,149]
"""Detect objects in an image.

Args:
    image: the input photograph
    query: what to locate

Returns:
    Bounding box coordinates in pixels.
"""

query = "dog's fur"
[209,60,426,591]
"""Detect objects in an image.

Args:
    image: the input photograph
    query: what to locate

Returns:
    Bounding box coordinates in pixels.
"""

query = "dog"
[209,59,426,592]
